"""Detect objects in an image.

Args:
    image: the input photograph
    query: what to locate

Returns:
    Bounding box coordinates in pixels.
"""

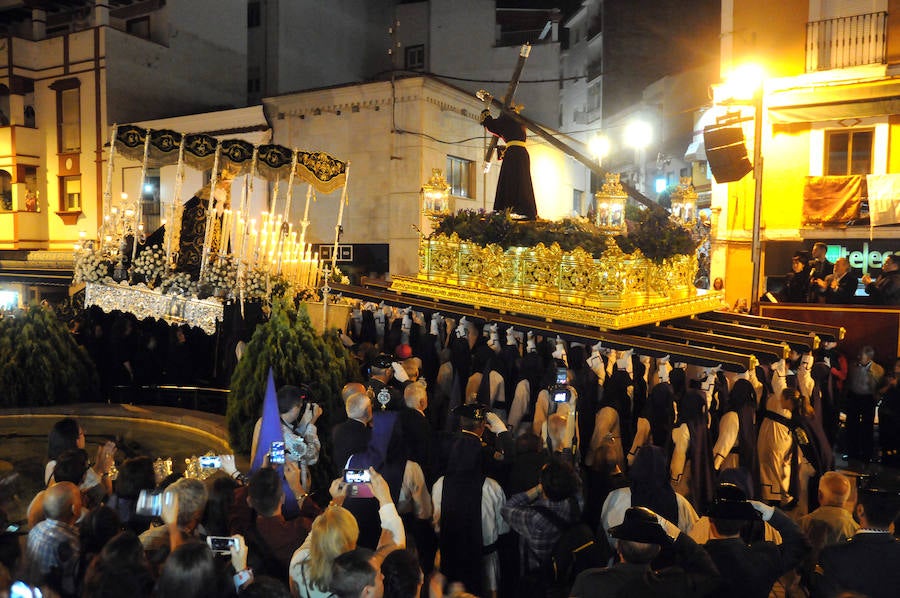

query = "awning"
[769,96,900,124]
[0,268,73,287]
[767,78,900,124]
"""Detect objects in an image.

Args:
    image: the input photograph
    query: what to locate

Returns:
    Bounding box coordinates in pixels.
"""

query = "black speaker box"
[704,124,753,183]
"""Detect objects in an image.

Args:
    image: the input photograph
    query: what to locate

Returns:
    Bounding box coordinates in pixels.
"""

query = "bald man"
[332,392,373,475]
[799,471,858,544]
[25,482,82,594]
[342,382,367,404]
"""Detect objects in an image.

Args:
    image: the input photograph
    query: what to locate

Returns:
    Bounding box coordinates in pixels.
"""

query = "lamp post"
[750,84,764,310]
[625,120,652,194]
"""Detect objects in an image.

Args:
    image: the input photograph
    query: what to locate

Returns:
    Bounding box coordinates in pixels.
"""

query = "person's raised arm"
[369,467,406,557]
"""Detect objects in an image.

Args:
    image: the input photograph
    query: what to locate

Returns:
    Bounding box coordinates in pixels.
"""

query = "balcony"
[806,11,886,72]
[0,125,43,160]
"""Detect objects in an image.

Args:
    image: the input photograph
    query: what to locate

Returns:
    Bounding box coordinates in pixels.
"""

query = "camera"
[207,535,238,554]
[136,490,172,517]
[550,384,572,403]
[199,455,222,469]
[269,441,286,465]
[556,367,568,385]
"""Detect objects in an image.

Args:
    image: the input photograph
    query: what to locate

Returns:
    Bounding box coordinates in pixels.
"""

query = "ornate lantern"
[594,173,627,233]
[421,168,451,225]
[670,177,698,224]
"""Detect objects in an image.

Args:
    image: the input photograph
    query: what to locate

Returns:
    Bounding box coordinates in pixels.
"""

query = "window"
[51,79,81,153]
[248,1,261,28]
[141,168,161,231]
[126,16,150,39]
[0,170,11,211]
[446,156,473,198]
[248,66,261,94]
[60,175,81,211]
[573,189,583,214]
[825,129,873,175]
[405,44,425,71]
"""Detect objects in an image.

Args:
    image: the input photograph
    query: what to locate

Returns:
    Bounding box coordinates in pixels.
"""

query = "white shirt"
[600,486,698,549]
[396,460,433,520]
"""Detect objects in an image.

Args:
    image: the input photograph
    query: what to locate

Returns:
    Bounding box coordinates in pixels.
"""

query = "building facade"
[0,0,246,302]
[710,0,900,307]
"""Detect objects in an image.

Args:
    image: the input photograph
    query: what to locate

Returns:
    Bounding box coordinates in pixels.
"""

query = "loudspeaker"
[704,124,753,183]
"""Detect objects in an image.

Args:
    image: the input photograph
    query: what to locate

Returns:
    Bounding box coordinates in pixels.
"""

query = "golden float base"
[389,275,725,331]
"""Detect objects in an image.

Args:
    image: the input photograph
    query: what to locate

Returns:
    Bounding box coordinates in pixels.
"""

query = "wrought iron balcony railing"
[806,11,886,72]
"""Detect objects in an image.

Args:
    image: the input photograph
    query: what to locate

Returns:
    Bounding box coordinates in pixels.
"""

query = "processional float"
[74,124,352,333]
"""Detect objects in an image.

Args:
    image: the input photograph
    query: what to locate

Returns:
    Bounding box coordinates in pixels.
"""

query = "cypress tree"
[227,297,361,488]
[0,305,99,406]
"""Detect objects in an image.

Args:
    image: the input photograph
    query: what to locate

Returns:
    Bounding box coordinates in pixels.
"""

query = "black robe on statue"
[481,111,538,220]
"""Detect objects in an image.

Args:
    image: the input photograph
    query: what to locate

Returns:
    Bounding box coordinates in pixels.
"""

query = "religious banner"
[113,125,347,193]
[802,175,864,225]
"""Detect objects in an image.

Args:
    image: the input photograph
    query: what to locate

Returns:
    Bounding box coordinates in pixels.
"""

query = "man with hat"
[701,483,809,598]
[439,403,514,482]
[813,486,900,598]
[570,506,720,598]
[367,354,403,411]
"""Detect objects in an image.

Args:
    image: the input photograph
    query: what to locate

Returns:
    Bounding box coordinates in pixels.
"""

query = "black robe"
[481,112,538,219]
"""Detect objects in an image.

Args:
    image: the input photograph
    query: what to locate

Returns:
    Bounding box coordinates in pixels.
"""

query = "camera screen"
[207,536,236,553]
[556,367,567,384]
[199,455,222,469]
[553,390,568,403]
[270,441,286,464]
[344,469,371,484]
[136,490,162,517]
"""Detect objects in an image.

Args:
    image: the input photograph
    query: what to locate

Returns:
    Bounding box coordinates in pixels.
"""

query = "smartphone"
[556,367,568,385]
[344,468,374,498]
[343,468,372,484]
[199,455,222,469]
[553,390,569,403]
[136,490,163,517]
[269,441,286,465]
[207,535,237,554]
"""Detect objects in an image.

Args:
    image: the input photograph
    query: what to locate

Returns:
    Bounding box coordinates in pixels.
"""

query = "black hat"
[707,483,761,521]
[788,342,809,354]
[452,403,487,421]
[372,354,395,370]
[609,506,671,545]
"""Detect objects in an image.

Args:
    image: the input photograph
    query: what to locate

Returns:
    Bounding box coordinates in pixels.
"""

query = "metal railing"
[806,11,886,72]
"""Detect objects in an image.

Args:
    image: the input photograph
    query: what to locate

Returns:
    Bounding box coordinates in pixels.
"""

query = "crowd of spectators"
[4,305,900,598]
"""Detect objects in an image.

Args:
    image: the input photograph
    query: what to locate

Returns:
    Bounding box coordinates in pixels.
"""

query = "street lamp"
[723,64,765,308]
[589,135,610,167]
[625,120,652,193]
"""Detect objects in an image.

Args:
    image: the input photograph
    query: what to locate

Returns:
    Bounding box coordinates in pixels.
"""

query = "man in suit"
[399,381,435,485]
[862,253,900,305]
[814,257,858,304]
[701,483,809,598]
[570,506,720,598]
[332,392,373,475]
[813,487,900,598]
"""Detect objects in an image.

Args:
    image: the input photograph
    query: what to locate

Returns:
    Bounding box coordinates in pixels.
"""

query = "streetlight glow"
[589,135,610,162]
[722,63,765,101]
[624,120,652,150]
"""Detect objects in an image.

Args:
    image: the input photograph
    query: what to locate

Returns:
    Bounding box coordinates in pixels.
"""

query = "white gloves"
[749,500,775,521]
[485,411,508,434]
